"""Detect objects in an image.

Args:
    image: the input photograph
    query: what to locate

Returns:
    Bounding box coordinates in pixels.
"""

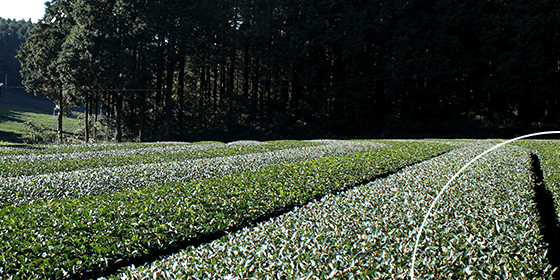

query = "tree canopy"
[16,0,560,141]
[0,18,33,87]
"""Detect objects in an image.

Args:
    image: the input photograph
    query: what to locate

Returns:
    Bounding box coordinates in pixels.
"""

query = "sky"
[0,0,48,22]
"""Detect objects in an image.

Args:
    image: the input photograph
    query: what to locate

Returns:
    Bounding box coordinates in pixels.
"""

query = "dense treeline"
[0,18,33,88]
[16,0,560,142]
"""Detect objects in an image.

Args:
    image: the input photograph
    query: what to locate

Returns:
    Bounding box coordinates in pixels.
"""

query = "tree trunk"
[289,84,300,121]
[228,53,236,112]
[243,43,250,98]
[156,64,164,106]
[289,68,301,121]
[213,67,218,112]
[85,91,89,143]
[139,90,145,142]
[178,57,185,125]
[106,91,113,118]
[57,89,63,142]
[253,58,261,120]
[220,64,226,113]
[198,66,206,119]
[165,56,174,140]
[116,93,122,142]
[94,92,99,123]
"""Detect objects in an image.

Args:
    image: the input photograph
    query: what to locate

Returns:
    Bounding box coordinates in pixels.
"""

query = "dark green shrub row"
[0,141,452,279]
[0,141,376,208]
[0,141,197,156]
[113,143,554,279]
[0,140,318,176]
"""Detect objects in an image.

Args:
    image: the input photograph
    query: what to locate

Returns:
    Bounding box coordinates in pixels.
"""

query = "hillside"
[0,88,81,143]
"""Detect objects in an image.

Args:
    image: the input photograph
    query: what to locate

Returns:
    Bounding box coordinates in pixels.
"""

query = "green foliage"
[0,140,318,176]
[0,18,33,87]
[114,142,555,279]
[21,120,57,143]
[0,140,451,278]
[13,0,560,141]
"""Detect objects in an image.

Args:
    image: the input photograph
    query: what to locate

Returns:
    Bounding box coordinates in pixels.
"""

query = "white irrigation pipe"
[410,131,560,279]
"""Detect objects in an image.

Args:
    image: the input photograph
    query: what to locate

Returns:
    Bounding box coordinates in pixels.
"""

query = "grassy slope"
[0,103,81,135]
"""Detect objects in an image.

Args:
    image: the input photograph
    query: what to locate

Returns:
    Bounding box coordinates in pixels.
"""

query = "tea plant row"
[0,141,193,156]
[0,140,380,207]
[113,143,555,279]
[0,140,451,278]
[0,140,321,177]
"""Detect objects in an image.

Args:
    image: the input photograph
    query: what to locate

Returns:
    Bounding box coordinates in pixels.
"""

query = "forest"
[0,18,33,89]
[10,0,560,142]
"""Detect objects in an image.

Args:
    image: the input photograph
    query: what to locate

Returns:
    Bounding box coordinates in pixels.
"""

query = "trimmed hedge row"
[113,143,554,279]
[0,141,197,156]
[0,140,318,176]
[0,141,381,207]
[0,141,451,279]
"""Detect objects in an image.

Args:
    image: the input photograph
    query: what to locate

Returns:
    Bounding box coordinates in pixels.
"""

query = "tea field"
[0,139,558,279]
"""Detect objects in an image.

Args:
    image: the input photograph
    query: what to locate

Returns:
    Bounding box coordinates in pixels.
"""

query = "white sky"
[0,0,48,22]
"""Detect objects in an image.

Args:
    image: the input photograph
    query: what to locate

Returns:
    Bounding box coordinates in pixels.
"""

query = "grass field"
[0,139,558,279]
[0,103,81,134]
[0,92,82,143]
